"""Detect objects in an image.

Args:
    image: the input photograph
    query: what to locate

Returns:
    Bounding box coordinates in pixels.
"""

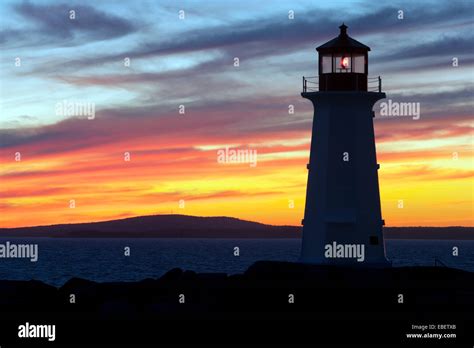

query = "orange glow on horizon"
[0,114,473,229]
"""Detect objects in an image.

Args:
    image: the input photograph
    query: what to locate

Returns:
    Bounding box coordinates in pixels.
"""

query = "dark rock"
[0,262,472,321]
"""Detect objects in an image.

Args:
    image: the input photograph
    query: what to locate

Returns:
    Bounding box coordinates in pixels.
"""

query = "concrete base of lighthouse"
[300,91,390,267]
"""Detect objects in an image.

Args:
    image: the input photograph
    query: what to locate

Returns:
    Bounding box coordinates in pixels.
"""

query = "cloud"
[1,2,137,48]
[383,164,473,181]
[20,1,471,73]
[380,35,474,61]
[0,95,309,158]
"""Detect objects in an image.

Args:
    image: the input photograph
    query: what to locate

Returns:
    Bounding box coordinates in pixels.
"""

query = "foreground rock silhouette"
[1,261,473,317]
[1,262,473,344]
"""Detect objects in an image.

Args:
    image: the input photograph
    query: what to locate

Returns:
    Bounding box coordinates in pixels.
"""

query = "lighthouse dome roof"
[317,23,370,53]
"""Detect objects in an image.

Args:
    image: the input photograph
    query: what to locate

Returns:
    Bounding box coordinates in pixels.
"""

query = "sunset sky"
[0,0,473,228]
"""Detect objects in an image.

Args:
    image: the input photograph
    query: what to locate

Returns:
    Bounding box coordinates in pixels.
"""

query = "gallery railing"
[302,75,382,93]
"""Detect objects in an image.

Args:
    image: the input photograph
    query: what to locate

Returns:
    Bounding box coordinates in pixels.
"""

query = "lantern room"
[317,24,369,91]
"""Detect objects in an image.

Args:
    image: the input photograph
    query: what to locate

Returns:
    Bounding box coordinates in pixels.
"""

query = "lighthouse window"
[334,55,351,72]
[341,56,350,69]
[321,55,332,73]
[353,55,365,73]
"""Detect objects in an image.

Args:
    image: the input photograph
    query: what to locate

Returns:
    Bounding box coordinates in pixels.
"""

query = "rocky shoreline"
[0,261,473,344]
[1,261,473,318]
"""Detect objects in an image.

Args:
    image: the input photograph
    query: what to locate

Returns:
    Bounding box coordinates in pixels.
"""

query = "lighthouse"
[300,24,389,266]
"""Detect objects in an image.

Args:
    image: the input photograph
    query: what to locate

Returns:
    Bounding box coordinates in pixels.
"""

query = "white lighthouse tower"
[300,24,390,267]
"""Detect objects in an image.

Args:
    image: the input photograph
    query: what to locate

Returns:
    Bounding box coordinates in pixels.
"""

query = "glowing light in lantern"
[341,56,349,69]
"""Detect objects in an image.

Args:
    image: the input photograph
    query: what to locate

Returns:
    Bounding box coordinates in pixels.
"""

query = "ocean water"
[0,238,472,287]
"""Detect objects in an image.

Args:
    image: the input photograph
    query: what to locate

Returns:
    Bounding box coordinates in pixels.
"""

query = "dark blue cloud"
[1,1,137,47]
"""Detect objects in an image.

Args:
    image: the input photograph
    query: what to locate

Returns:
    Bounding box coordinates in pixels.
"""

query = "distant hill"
[0,214,472,239]
[0,215,300,238]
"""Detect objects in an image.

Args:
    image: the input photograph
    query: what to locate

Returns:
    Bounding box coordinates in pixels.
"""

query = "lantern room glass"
[353,54,365,73]
[321,55,332,73]
[321,53,366,74]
